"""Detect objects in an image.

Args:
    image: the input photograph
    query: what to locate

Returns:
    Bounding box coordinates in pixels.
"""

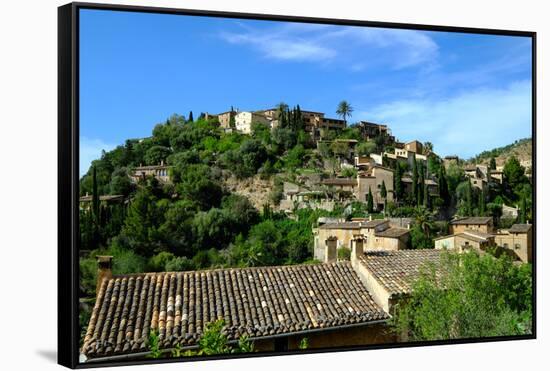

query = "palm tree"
[414,207,435,236]
[423,141,434,155]
[336,100,353,124]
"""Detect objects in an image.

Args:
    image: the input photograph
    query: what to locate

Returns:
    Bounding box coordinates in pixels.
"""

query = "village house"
[435,219,532,263]
[215,110,237,130]
[255,108,345,140]
[234,111,272,134]
[313,218,410,262]
[434,230,496,254]
[80,256,395,362]
[383,148,428,169]
[493,224,533,263]
[449,216,495,234]
[79,194,125,211]
[279,181,333,213]
[130,161,171,183]
[404,140,424,154]
[443,155,459,168]
[356,121,394,142]
[321,165,394,209]
[464,164,490,191]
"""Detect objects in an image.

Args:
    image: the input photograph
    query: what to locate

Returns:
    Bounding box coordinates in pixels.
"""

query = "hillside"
[470,138,532,168]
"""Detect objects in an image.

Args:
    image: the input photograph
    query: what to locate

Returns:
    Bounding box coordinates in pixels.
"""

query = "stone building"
[435,222,532,263]
[356,121,394,142]
[434,230,496,254]
[449,217,494,234]
[321,165,394,209]
[234,111,272,134]
[493,224,533,263]
[404,140,424,154]
[313,219,410,262]
[216,110,237,130]
[79,194,125,211]
[131,161,171,183]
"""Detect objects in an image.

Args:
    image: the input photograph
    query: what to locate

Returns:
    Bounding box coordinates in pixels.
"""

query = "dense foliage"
[392,251,532,340]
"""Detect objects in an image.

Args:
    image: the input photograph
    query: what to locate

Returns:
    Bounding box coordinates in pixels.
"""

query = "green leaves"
[392,251,532,341]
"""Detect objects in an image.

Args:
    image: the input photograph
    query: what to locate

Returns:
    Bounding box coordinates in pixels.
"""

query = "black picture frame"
[58,2,537,368]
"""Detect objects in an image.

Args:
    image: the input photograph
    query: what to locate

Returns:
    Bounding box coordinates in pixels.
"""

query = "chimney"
[96,255,113,295]
[351,235,365,265]
[160,159,164,166]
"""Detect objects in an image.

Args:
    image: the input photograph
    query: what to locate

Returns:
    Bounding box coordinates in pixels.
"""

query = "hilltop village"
[78,104,533,361]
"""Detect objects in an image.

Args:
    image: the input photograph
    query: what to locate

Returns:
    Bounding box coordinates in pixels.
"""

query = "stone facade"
[313,219,410,262]
[449,217,494,234]
[131,162,171,183]
[217,110,237,130]
[235,111,272,134]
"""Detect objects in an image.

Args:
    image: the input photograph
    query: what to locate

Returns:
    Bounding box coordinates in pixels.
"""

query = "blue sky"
[80,9,532,175]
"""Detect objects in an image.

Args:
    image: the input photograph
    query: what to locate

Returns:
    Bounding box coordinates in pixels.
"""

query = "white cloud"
[80,137,116,177]
[220,23,438,69]
[361,80,532,158]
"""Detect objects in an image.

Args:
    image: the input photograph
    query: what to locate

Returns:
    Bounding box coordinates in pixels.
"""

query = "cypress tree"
[466,181,473,216]
[367,186,374,213]
[92,166,100,225]
[296,104,303,131]
[418,162,425,207]
[479,189,486,216]
[188,111,194,123]
[381,180,387,199]
[394,163,403,201]
[519,193,527,223]
[411,157,418,206]
[489,157,497,170]
[438,166,450,206]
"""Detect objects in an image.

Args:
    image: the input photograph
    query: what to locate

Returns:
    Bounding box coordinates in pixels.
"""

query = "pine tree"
[188,111,194,123]
[367,187,374,213]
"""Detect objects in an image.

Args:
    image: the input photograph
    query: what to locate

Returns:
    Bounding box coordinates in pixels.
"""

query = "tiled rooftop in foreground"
[82,262,389,359]
[358,249,443,296]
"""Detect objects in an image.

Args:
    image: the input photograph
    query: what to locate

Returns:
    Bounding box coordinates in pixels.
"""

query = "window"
[515,244,521,250]
[503,243,509,249]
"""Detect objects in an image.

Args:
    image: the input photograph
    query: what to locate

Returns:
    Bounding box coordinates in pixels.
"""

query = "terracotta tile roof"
[317,219,388,230]
[375,227,410,238]
[508,224,532,233]
[450,217,492,225]
[362,219,389,229]
[133,164,170,171]
[321,178,357,186]
[359,250,442,296]
[462,230,494,240]
[318,222,362,230]
[82,263,388,359]
[79,195,125,202]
